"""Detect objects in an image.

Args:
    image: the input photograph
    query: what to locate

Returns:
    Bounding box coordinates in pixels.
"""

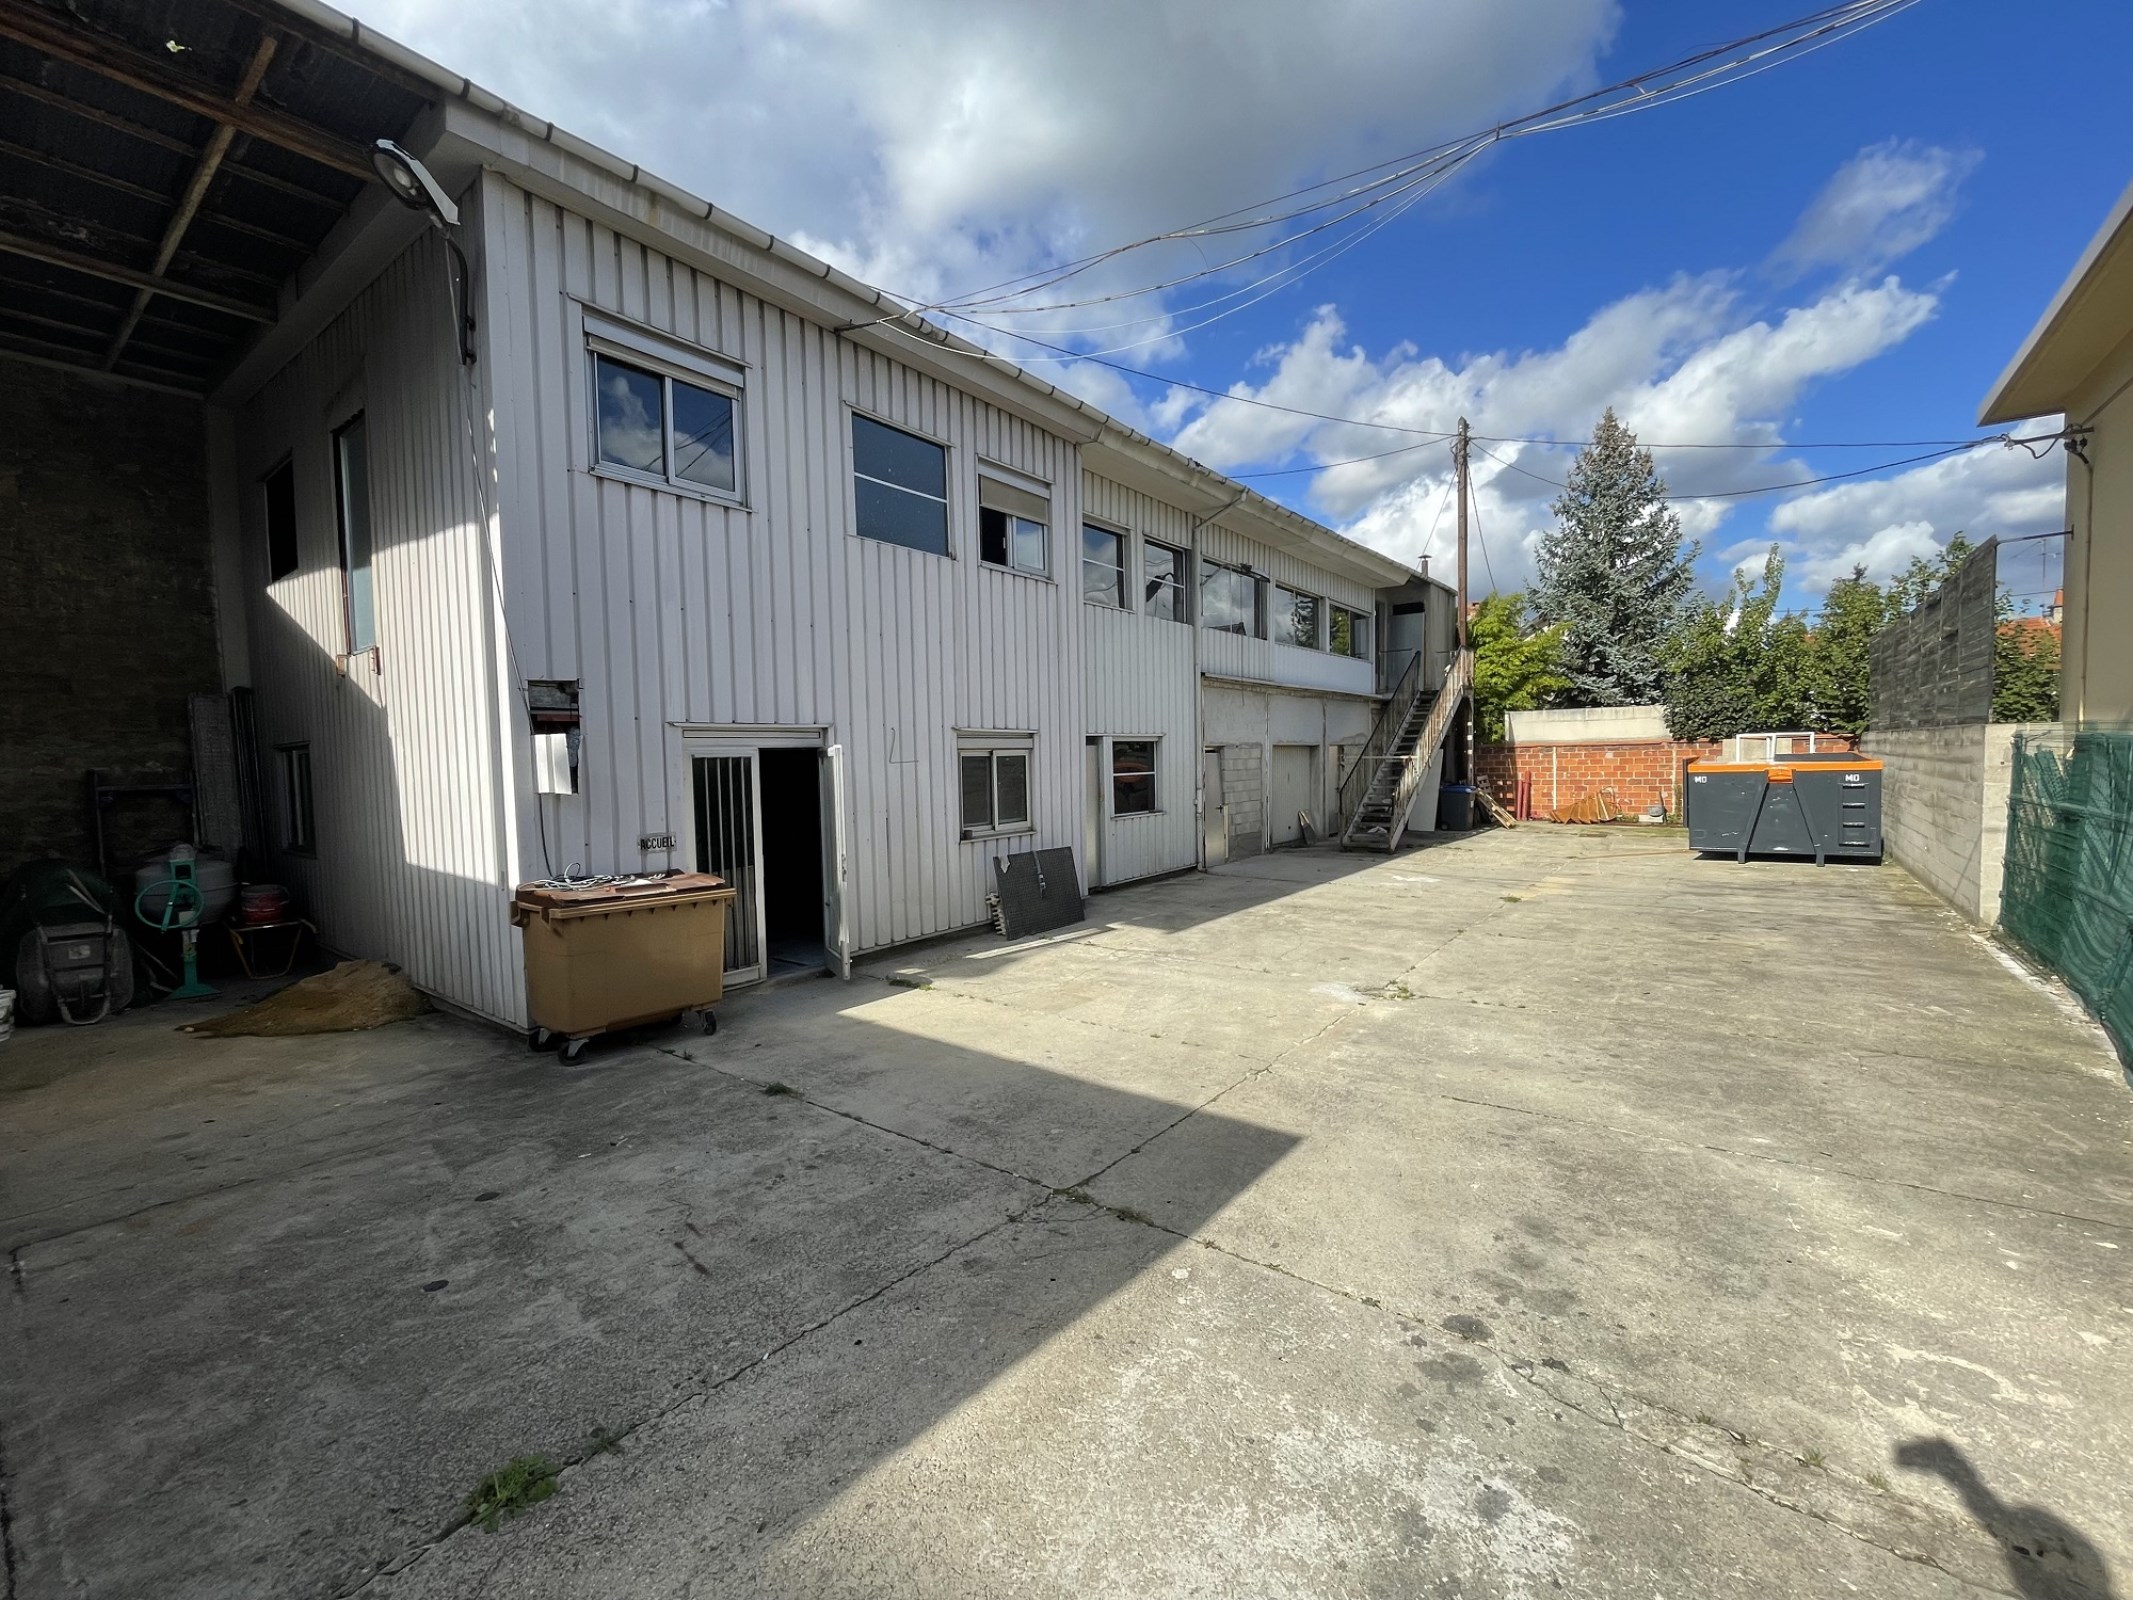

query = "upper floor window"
[593,352,740,497]
[1330,604,1372,661]
[1273,584,1322,649]
[332,414,375,652]
[978,471,1050,576]
[1144,540,1186,621]
[1082,525,1126,607]
[1200,561,1258,636]
[264,458,298,581]
[852,415,949,555]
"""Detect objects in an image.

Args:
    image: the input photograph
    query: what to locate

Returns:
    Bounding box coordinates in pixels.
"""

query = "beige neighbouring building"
[1980,175,2133,724]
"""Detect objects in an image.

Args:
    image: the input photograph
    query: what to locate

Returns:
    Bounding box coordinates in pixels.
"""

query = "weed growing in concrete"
[1800,1448,1826,1468]
[886,974,932,990]
[1378,980,1415,1001]
[762,1082,797,1097]
[1056,1186,1096,1206]
[1866,1471,1890,1492]
[582,1425,623,1457]
[1502,894,1524,903]
[465,1455,560,1532]
[1360,1295,1382,1308]
[1109,1204,1155,1226]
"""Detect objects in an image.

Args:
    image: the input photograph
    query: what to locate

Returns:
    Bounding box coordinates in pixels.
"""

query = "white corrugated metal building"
[5,0,1436,1030]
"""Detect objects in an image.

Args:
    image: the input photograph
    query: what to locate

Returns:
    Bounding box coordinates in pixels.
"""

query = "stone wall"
[1864,723,2061,922]
[0,362,218,876]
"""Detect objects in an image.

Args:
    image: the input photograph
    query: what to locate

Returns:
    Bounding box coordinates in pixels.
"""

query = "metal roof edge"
[260,0,1417,591]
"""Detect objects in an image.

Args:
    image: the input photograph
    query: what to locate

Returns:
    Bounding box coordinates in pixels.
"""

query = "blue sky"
[358,0,2127,612]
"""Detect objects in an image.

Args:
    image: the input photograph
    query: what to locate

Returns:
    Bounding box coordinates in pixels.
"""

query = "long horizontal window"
[1200,562,1258,636]
[592,352,740,497]
[853,415,949,556]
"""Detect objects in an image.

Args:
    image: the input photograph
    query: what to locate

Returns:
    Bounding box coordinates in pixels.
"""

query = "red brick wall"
[1473,735,1858,821]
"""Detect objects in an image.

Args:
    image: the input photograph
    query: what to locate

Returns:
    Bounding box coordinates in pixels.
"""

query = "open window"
[1330,604,1372,660]
[1144,540,1186,621]
[1082,524,1126,608]
[263,458,297,581]
[978,470,1050,576]
[959,737,1034,839]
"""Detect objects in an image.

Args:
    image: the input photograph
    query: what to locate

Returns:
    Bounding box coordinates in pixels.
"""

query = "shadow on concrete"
[1896,1436,2120,1599]
[0,988,1299,1599]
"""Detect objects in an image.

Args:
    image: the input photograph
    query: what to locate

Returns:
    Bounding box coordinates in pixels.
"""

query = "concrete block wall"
[1219,743,1264,859]
[1865,722,2061,923]
[0,363,219,876]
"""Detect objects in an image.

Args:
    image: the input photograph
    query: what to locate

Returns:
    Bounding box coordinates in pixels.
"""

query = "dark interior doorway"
[757,748,825,976]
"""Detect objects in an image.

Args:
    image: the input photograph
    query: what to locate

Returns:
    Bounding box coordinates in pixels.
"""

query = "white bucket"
[0,987,14,1044]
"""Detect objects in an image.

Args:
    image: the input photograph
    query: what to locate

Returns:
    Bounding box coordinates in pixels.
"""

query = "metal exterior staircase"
[1338,648,1473,851]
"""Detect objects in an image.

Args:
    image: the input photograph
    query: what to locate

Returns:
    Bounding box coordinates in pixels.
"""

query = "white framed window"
[585,310,745,502]
[853,414,950,555]
[1082,524,1126,607]
[978,469,1050,576]
[1111,739,1157,815]
[1200,561,1259,636]
[279,743,315,853]
[958,735,1034,838]
[332,414,375,652]
[1144,540,1186,621]
[1272,584,1323,649]
[1330,604,1372,661]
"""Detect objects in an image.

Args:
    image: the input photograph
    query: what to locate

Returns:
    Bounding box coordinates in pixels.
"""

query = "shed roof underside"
[1979,176,2133,426]
[0,0,428,393]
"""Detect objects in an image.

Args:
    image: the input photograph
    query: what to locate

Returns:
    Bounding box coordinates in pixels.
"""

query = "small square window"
[1082,525,1126,607]
[1144,540,1186,621]
[978,473,1050,576]
[280,744,315,853]
[854,415,949,555]
[593,349,742,499]
[263,459,298,581]
[959,745,1033,836]
[1111,739,1156,816]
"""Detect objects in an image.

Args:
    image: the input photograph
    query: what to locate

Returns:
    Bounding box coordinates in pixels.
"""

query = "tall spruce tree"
[1532,409,1697,705]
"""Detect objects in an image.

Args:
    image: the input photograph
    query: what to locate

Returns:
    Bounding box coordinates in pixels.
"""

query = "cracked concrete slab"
[2,826,2126,1598]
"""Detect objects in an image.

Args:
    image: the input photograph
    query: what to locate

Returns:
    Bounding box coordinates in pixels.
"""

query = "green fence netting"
[2001,729,2133,1064]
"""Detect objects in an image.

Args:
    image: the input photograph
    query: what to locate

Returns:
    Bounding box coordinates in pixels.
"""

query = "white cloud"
[1776,139,1981,276]
[1768,433,2066,594]
[352,0,1620,319]
[1168,274,1943,590]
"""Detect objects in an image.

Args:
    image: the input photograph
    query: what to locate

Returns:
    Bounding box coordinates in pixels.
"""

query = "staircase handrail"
[1379,648,1473,847]
[1338,650,1424,826]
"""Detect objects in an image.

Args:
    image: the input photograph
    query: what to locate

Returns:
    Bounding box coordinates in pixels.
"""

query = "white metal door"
[691,753,765,983]
[1271,744,1316,846]
[820,744,851,980]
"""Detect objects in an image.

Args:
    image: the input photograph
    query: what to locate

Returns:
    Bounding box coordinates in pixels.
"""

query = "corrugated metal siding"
[481,173,1085,954]
[235,221,521,1025]
[1199,520,1377,694]
[1081,472,1198,884]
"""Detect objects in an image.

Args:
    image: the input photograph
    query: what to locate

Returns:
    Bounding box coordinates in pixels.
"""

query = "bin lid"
[512,871,728,912]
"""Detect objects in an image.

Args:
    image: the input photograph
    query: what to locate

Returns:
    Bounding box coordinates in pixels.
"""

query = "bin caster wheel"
[560,1037,588,1064]
[701,1010,718,1036]
[529,1027,553,1052]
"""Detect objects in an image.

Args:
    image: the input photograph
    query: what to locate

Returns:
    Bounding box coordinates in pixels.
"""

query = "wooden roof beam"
[103,33,278,368]
[0,1,375,181]
[0,229,273,321]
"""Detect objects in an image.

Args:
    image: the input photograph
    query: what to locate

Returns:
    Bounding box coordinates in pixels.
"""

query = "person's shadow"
[1896,1436,2119,1599]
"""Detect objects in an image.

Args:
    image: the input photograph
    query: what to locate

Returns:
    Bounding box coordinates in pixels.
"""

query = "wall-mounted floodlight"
[370,139,459,229]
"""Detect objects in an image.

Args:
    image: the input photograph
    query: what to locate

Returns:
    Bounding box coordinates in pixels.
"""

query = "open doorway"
[758,747,825,979]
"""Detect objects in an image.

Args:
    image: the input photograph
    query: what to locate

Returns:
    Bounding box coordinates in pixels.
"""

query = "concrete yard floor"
[3,829,2129,1599]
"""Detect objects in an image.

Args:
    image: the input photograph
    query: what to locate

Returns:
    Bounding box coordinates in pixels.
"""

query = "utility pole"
[1454,417,1472,783]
